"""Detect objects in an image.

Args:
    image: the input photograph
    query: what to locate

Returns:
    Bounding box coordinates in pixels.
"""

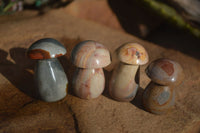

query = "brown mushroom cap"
[146,58,184,86]
[27,38,66,59]
[71,40,111,68]
[117,43,149,65]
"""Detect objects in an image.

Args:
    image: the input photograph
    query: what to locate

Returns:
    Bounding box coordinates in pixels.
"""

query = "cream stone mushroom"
[143,58,184,114]
[27,38,68,102]
[71,40,111,99]
[109,43,149,102]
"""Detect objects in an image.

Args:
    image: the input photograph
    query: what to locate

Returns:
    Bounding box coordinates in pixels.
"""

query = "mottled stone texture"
[143,82,175,114]
[109,43,148,102]
[0,7,200,133]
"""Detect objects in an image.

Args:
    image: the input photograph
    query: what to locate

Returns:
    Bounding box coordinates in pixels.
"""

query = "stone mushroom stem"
[73,68,105,99]
[143,81,175,114]
[109,62,139,102]
[35,58,68,102]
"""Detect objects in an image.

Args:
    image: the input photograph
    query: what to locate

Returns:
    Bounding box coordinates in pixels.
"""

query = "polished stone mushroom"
[27,38,68,102]
[109,43,149,102]
[71,40,111,99]
[143,58,184,114]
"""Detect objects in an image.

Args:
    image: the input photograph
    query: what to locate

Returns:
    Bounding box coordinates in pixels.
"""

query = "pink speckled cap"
[118,43,149,65]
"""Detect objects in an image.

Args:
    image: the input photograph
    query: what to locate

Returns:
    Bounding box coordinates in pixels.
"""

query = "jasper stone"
[71,40,111,99]
[145,58,184,86]
[27,38,67,59]
[109,62,139,102]
[73,68,105,99]
[109,42,148,102]
[117,43,149,65]
[71,40,111,68]
[35,58,68,102]
[143,82,175,114]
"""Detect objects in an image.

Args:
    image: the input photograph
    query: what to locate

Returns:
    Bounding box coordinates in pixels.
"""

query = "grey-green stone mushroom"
[27,38,68,102]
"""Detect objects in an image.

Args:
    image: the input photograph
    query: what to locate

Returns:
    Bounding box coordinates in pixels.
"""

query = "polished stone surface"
[73,68,104,99]
[71,40,110,99]
[109,42,148,102]
[143,82,175,114]
[117,43,149,65]
[35,58,68,102]
[146,58,184,86]
[0,7,199,133]
[109,62,139,102]
[71,40,111,68]
[27,38,67,59]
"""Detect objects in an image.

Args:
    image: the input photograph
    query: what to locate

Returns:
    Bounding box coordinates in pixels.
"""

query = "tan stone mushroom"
[109,43,149,102]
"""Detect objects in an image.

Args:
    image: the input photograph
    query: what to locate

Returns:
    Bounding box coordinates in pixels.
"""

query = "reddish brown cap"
[27,38,66,59]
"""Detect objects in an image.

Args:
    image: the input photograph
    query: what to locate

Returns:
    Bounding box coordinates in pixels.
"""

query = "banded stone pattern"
[73,68,105,99]
[71,40,111,68]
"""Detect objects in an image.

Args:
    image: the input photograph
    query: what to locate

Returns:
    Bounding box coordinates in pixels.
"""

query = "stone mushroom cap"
[27,38,66,59]
[71,40,111,68]
[146,58,184,86]
[117,43,149,65]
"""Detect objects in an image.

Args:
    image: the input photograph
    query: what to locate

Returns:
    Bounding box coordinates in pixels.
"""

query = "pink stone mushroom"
[71,40,111,99]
